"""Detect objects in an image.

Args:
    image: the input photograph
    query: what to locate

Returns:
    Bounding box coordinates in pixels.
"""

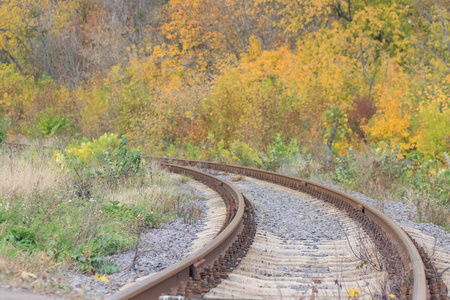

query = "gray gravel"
[321,183,450,251]
[217,169,448,250]
[216,174,345,244]
[71,184,208,298]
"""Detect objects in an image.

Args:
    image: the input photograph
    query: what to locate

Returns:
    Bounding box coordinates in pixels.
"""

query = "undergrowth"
[0,134,192,293]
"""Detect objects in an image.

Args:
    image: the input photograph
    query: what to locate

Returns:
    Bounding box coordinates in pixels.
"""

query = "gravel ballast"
[215,174,346,243]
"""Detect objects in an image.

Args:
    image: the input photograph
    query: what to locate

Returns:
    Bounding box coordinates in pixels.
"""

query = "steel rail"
[108,163,256,300]
[161,158,431,300]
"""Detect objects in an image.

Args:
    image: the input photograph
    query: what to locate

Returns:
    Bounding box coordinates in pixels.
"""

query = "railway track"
[202,175,387,299]
[2,143,447,299]
[147,158,446,300]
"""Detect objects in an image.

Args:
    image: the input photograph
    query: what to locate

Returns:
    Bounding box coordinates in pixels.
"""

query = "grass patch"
[0,136,192,293]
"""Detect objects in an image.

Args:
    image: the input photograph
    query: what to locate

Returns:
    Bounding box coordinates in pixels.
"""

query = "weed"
[180,175,190,184]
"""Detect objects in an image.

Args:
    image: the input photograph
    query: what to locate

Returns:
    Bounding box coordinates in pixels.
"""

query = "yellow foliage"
[416,85,450,159]
[363,60,416,151]
[0,0,448,162]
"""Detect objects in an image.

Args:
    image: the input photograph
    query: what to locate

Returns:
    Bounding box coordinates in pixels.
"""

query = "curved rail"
[160,158,432,300]
[108,163,256,300]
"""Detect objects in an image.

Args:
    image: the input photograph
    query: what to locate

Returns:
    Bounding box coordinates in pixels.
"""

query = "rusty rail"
[159,158,435,300]
[108,162,256,300]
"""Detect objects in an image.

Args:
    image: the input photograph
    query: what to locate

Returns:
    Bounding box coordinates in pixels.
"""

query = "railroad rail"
[157,158,448,300]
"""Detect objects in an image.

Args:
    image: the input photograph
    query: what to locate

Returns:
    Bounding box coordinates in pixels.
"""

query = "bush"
[55,133,142,189]
[230,141,262,167]
[0,116,7,143]
[33,108,74,138]
[332,155,357,188]
[263,134,299,170]
[184,142,203,160]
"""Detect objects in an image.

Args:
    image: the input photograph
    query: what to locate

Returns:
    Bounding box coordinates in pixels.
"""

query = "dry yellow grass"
[0,148,67,197]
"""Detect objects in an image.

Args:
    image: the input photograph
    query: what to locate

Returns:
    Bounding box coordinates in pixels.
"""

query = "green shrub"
[263,134,299,170]
[73,254,119,274]
[33,108,74,138]
[0,116,7,143]
[55,133,142,188]
[332,156,356,187]
[184,142,203,160]
[230,141,262,167]
[208,138,231,162]
[4,227,37,251]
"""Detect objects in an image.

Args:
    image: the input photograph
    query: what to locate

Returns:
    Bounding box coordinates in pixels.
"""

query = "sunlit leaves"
[417,85,450,160]
[363,59,416,152]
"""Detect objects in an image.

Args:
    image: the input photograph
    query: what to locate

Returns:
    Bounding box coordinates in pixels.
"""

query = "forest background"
[0,0,449,224]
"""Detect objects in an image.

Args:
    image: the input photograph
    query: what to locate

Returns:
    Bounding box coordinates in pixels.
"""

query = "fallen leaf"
[348,288,361,299]
[94,273,110,282]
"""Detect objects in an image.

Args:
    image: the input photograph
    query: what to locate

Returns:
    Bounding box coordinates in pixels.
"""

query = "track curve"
[156,158,447,300]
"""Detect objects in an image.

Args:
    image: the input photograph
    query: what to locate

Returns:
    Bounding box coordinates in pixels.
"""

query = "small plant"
[73,254,119,274]
[230,140,262,167]
[180,175,190,184]
[332,156,356,188]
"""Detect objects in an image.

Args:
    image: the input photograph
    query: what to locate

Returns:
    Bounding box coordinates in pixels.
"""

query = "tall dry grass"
[0,147,66,196]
